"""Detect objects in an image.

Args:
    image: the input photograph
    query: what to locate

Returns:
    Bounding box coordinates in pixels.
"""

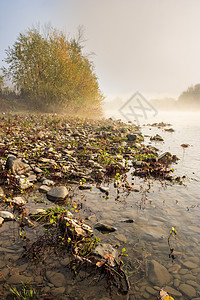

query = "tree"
[178,84,200,109]
[1,26,104,116]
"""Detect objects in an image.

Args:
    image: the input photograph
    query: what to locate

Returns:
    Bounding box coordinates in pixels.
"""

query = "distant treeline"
[151,84,200,111]
[0,25,104,117]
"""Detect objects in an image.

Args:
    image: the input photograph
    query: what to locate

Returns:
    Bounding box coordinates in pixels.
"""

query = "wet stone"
[46,271,66,287]
[148,259,171,286]
[182,260,198,269]
[165,286,182,297]
[179,283,196,298]
[7,274,32,284]
[47,186,68,201]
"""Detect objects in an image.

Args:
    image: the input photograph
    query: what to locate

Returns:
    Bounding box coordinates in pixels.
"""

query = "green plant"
[9,280,37,299]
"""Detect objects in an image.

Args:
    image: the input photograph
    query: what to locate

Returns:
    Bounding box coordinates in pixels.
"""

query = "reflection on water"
[1,112,200,299]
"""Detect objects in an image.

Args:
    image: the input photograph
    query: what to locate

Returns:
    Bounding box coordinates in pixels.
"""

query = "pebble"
[0,217,4,225]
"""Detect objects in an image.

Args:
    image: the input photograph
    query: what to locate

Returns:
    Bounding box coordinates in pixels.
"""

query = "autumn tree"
[1,26,104,116]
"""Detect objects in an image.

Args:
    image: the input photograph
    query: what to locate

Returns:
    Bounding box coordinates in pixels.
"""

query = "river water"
[0,111,200,299]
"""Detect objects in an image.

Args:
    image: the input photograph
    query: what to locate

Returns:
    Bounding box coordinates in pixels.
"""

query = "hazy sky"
[1,0,200,100]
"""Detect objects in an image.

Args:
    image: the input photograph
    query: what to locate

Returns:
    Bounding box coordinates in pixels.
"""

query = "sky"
[0,0,200,101]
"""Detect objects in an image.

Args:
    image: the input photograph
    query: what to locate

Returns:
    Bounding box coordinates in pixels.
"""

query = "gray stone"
[0,211,15,220]
[179,283,196,298]
[148,260,171,286]
[94,222,117,233]
[6,157,31,175]
[47,186,68,201]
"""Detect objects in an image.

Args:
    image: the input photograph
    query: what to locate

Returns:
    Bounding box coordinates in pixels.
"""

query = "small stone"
[179,283,196,298]
[0,211,15,220]
[47,186,68,201]
[0,217,4,225]
[39,185,51,193]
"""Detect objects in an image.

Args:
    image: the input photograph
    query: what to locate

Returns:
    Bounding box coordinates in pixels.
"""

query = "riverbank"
[0,113,196,299]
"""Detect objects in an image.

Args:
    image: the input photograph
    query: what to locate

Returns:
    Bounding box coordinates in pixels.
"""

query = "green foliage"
[1,26,104,116]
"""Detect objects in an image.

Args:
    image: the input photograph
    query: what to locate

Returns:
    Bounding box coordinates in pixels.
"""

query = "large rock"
[148,259,171,286]
[6,156,31,175]
[47,186,68,201]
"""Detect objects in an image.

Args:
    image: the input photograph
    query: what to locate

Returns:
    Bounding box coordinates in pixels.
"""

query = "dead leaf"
[96,261,105,268]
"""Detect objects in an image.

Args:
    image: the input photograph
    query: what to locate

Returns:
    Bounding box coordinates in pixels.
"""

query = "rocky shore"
[0,113,190,299]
